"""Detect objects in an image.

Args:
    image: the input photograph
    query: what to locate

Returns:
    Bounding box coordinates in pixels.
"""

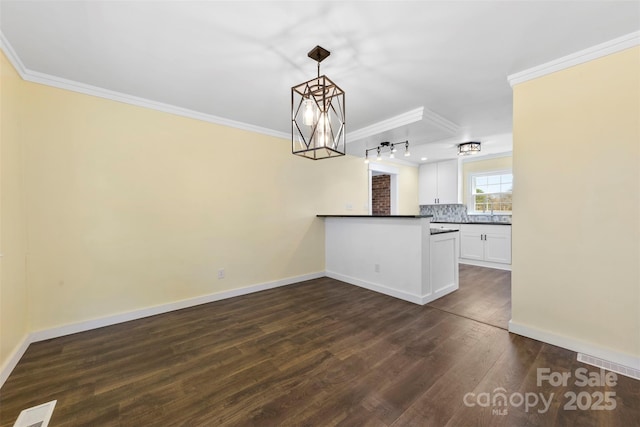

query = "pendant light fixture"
[458,141,481,156]
[292,46,346,160]
[364,141,410,164]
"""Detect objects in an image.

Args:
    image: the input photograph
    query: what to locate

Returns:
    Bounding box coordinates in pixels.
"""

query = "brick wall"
[372,174,391,215]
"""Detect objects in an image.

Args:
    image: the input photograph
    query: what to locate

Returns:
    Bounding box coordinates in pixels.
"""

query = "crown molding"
[2,29,459,146]
[422,107,460,134]
[347,106,459,143]
[0,31,28,76]
[347,107,425,142]
[460,150,513,164]
[0,32,289,140]
[508,31,640,87]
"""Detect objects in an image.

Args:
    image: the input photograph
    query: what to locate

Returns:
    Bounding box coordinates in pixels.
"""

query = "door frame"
[368,162,399,215]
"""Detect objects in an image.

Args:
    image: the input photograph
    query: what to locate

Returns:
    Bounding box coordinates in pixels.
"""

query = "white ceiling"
[1,1,639,164]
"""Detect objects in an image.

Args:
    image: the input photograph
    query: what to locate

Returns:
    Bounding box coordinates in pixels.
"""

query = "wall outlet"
[374,263,380,273]
[218,268,225,279]
[346,203,353,211]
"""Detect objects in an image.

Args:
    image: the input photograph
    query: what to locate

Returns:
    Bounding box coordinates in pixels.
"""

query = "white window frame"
[467,169,513,215]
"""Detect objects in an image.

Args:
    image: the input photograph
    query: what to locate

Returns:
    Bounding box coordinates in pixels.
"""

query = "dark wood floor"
[428,264,511,329]
[1,270,638,426]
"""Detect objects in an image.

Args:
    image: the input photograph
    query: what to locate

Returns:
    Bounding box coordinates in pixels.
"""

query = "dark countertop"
[430,228,460,235]
[318,215,433,218]
[431,220,511,225]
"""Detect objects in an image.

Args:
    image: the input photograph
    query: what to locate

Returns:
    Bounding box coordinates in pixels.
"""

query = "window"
[469,171,512,213]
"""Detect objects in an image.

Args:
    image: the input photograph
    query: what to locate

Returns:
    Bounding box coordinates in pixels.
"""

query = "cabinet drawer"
[430,222,460,230]
[460,224,511,235]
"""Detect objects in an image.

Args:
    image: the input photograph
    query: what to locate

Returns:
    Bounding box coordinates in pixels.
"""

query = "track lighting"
[364,141,410,163]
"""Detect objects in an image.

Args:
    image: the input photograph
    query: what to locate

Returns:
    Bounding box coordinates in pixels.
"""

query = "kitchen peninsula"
[317,215,459,305]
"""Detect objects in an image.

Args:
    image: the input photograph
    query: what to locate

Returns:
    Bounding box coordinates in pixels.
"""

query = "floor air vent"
[13,400,56,427]
[577,353,640,381]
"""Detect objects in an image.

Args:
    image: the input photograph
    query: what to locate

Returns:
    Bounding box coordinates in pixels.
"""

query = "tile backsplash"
[420,204,512,224]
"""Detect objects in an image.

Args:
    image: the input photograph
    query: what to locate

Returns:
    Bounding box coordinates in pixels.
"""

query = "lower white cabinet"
[460,224,511,267]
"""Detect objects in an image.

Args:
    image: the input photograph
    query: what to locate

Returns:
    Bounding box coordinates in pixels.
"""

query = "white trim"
[0,33,289,140]
[466,168,513,216]
[508,320,640,371]
[347,106,460,143]
[0,334,30,389]
[1,31,459,148]
[368,162,400,215]
[0,31,28,76]
[326,271,424,305]
[508,31,640,87]
[461,151,513,164]
[13,400,57,427]
[459,258,511,271]
[326,270,454,306]
[29,271,323,343]
[347,107,424,142]
[368,162,400,175]
[422,107,460,135]
[0,272,323,389]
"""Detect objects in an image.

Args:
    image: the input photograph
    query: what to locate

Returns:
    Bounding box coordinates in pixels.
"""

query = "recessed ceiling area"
[1,1,638,164]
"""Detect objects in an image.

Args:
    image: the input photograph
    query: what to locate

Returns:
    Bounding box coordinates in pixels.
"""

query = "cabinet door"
[418,163,438,204]
[484,233,512,264]
[436,159,459,204]
[460,230,484,260]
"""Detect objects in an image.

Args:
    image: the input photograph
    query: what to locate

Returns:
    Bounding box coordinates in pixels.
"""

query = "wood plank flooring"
[1,270,638,426]
[428,264,511,329]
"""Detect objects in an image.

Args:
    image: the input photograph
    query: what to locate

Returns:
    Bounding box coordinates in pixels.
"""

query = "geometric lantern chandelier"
[457,141,481,156]
[292,45,346,160]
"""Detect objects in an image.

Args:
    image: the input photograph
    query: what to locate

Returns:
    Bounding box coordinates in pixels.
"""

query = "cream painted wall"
[512,47,640,360]
[369,161,420,215]
[462,155,512,208]
[0,49,419,369]
[21,84,362,332]
[0,53,29,369]
[397,163,419,215]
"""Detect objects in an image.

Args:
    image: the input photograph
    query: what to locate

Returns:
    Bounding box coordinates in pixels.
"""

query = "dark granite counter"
[430,228,460,235]
[431,220,511,225]
[317,215,433,219]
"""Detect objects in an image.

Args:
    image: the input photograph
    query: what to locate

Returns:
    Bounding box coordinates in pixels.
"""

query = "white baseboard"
[422,283,458,305]
[459,259,511,271]
[508,320,640,371]
[1,271,324,389]
[326,271,425,305]
[0,334,30,389]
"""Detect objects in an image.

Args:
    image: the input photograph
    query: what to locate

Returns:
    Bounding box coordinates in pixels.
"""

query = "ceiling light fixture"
[292,46,346,160]
[364,141,410,164]
[458,141,481,156]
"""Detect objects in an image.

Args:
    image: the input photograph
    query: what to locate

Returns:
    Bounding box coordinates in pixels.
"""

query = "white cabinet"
[430,230,460,298]
[419,160,458,205]
[460,224,511,268]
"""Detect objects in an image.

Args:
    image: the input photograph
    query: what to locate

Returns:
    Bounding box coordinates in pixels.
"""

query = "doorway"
[368,163,399,215]
[371,174,391,215]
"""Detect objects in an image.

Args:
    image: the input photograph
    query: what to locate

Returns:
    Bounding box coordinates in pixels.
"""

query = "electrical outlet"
[346,203,353,211]
[218,268,225,279]
[374,263,380,273]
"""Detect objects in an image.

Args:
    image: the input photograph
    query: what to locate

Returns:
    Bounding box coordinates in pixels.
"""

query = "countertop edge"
[317,215,433,219]
[431,220,511,225]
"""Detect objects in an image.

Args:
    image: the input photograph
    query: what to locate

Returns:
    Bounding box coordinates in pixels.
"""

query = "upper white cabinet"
[419,160,458,205]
